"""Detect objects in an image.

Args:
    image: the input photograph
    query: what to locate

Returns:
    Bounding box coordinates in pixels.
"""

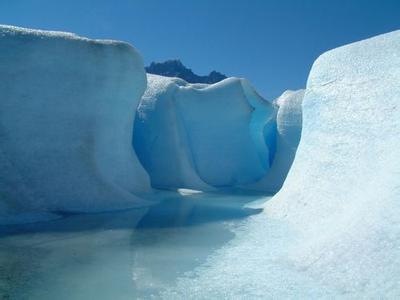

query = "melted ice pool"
[0,190,270,299]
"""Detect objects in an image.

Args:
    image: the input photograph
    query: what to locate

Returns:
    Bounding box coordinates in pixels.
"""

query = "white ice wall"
[0,26,151,224]
[267,30,400,295]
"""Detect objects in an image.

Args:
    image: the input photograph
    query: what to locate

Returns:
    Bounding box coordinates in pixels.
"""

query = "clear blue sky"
[1,0,400,99]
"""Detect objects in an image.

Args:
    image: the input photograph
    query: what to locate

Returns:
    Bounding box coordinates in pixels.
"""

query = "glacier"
[0,25,299,224]
[162,30,400,298]
[134,74,277,190]
[0,23,296,224]
[0,25,151,224]
[1,23,400,299]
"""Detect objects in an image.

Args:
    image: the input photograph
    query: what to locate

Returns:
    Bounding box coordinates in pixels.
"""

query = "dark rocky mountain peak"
[145,59,227,84]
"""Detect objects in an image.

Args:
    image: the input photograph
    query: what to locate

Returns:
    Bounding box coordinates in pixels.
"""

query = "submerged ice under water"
[0,190,269,300]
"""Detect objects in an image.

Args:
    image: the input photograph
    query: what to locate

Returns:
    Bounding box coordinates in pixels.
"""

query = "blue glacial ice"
[1,24,400,299]
[245,89,304,192]
[0,23,294,224]
[134,74,277,190]
[0,25,151,224]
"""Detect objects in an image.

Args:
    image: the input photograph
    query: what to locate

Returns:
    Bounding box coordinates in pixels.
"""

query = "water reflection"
[0,190,269,300]
[138,189,264,228]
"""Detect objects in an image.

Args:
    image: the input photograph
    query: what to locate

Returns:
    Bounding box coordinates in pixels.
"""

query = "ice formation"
[163,30,400,297]
[267,29,400,295]
[1,22,400,298]
[0,25,288,224]
[245,89,304,192]
[134,74,277,190]
[0,25,150,224]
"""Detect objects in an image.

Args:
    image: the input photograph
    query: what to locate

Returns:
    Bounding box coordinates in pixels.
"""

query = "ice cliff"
[0,25,151,223]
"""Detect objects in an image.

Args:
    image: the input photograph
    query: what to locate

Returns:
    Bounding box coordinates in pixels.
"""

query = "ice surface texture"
[267,30,400,294]
[0,25,150,224]
[133,74,278,190]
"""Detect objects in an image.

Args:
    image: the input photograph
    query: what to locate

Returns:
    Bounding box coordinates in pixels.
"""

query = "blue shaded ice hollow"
[133,75,302,190]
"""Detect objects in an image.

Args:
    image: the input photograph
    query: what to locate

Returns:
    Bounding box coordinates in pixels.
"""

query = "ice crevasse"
[245,89,304,192]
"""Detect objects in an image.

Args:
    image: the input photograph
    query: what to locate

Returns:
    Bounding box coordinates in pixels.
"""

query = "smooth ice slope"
[266,30,400,294]
[246,89,304,192]
[0,25,150,224]
[134,74,276,190]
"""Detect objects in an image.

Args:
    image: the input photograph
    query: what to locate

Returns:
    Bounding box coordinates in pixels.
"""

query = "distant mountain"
[145,59,227,84]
